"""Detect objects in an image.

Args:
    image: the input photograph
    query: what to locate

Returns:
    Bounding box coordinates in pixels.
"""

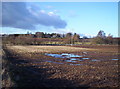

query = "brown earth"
[2,45,119,88]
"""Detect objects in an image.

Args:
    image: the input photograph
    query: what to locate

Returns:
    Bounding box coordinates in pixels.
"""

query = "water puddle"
[45,53,91,65]
[45,53,65,58]
[69,64,82,66]
[64,53,82,58]
[111,59,119,61]
[45,53,82,58]
[61,53,69,56]
[45,60,64,64]
[70,58,78,60]
[91,59,100,61]
[82,58,90,60]
[65,60,77,63]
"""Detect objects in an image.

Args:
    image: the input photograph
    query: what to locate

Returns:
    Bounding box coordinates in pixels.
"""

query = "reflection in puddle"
[82,58,89,60]
[61,53,69,56]
[65,58,83,63]
[71,58,83,61]
[91,59,100,61]
[63,53,82,58]
[45,60,64,64]
[45,53,82,58]
[45,53,65,58]
[45,53,90,66]
[111,59,119,61]
[66,60,77,62]
[70,58,77,61]
[70,64,82,65]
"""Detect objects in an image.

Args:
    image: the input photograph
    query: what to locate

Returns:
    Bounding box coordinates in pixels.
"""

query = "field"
[2,45,119,88]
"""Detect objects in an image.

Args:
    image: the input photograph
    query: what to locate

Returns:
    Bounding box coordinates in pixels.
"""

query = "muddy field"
[2,45,119,88]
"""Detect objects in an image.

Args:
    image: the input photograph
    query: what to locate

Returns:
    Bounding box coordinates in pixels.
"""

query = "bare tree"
[73,33,80,44]
[97,30,106,38]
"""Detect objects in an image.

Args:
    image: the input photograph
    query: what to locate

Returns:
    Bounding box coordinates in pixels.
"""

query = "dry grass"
[6,45,97,54]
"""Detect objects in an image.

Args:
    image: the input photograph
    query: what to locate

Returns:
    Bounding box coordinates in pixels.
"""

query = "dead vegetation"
[6,45,97,54]
[2,48,15,87]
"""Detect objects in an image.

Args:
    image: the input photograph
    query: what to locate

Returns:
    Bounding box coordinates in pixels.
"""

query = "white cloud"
[40,10,46,13]
[48,12,55,16]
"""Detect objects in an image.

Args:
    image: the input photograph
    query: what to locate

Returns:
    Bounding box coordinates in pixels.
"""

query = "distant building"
[45,34,51,38]
[52,34,61,38]
[1,34,9,37]
[35,32,44,38]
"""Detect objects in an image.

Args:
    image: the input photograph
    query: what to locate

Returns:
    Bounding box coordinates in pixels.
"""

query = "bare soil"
[2,45,119,88]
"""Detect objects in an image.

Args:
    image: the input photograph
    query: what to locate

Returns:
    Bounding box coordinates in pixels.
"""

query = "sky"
[1,2,118,37]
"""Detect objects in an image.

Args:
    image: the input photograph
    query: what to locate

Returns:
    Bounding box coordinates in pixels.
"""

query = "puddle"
[82,58,90,60]
[91,59,100,61]
[65,60,77,63]
[45,53,91,66]
[69,64,82,65]
[66,58,83,63]
[45,53,65,58]
[71,58,83,61]
[61,53,70,56]
[111,59,119,61]
[45,53,82,58]
[63,53,82,58]
[45,60,64,64]
[70,58,77,60]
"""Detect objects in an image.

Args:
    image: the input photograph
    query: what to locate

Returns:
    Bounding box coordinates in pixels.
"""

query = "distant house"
[52,34,61,38]
[35,32,44,38]
[1,34,9,37]
[45,34,51,38]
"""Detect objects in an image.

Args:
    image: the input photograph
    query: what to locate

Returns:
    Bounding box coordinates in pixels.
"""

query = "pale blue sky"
[2,2,118,37]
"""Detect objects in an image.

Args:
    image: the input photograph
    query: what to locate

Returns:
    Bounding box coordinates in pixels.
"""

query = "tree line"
[2,30,120,45]
[2,32,80,45]
[92,30,119,45]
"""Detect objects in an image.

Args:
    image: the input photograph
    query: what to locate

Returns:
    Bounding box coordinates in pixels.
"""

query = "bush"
[92,37,106,44]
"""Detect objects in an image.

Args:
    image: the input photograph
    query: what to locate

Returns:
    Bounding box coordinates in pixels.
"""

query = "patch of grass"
[6,45,97,54]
